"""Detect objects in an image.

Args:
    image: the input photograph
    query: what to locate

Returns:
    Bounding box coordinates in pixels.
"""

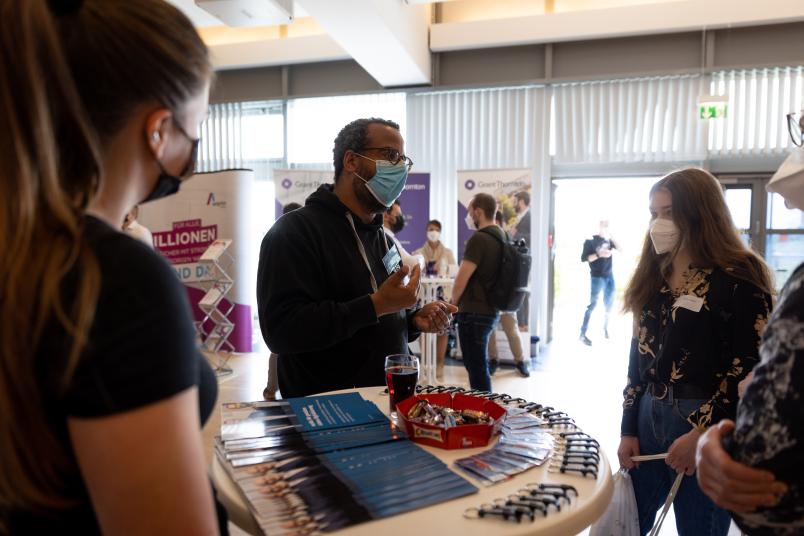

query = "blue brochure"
[286,393,388,432]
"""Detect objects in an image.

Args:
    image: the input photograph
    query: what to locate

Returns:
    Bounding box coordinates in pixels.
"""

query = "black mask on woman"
[142,122,200,204]
[391,214,405,234]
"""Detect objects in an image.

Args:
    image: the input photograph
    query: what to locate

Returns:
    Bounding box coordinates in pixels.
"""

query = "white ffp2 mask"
[649,218,679,254]
[427,230,440,242]
[465,212,477,231]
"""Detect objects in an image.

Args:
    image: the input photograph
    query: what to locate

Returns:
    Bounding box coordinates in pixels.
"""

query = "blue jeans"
[630,392,731,536]
[455,312,499,391]
[580,275,615,335]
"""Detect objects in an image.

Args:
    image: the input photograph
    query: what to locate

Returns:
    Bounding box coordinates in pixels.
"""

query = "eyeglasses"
[174,120,201,177]
[360,147,414,170]
[787,112,803,147]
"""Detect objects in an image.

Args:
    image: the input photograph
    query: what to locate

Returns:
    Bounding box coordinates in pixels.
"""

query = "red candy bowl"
[396,393,506,449]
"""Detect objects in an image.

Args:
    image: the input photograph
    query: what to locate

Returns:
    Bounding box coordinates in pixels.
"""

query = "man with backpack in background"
[451,193,531,391]
[488,211,531,378]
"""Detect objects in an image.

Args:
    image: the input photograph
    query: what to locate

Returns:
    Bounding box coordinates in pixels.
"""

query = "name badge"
[382,244,402,275]
[674,294,704,313]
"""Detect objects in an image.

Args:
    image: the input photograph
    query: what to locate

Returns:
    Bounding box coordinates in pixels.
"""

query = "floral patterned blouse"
[621,267,772,436]
[728,263,804,535]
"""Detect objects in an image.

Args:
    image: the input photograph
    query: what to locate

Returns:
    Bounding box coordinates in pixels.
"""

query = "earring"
[152,132,160,141]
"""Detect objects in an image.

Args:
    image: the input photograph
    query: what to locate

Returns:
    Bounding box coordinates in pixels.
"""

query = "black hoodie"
[257,184,420,398]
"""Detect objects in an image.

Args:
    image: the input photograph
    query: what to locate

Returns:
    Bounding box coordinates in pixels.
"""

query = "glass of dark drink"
[384,354,419,417]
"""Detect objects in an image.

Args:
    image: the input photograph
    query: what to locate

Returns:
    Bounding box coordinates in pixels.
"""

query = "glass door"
[719,176,765,253]
[719,174,804,291]
[766,192,804,290]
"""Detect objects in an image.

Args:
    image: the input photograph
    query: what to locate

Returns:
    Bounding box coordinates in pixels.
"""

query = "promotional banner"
[274,169,430,253]
[394,172,430,253]
[274,169,333,219]
[456,169,532,260]
[139,169,258,352]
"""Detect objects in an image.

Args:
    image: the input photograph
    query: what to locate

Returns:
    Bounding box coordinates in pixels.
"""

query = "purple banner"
[458,201,473,261]
[395,172,430,252]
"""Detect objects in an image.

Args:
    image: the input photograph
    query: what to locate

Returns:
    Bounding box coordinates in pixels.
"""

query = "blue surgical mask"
[354,154,408,208]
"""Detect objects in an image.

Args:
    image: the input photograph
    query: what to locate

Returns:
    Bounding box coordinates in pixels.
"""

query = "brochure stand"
[195,239,235,376]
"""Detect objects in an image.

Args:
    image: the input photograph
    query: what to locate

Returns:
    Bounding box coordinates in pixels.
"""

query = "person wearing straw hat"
[696,111,804,535]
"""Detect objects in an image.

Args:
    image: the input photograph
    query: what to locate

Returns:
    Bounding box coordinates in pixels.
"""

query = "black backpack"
[478,228,532,312]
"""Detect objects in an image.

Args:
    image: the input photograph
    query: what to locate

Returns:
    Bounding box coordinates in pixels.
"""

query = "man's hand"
[696,420,786,513]
[412,301,458,333]
[598,248,612,258]
[667,428,701,475]
[371,265,421,317]
[617,436,640,470]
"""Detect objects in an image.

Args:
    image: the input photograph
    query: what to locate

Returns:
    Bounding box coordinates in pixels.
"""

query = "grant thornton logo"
[465,179,476,190]
[281,178,293,189]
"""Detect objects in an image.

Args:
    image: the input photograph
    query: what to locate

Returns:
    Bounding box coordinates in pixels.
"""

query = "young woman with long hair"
[617,168,774,535]
[0,0,223,533]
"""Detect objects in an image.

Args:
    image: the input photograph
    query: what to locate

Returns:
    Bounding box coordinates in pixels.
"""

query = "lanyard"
[345,212,387,293]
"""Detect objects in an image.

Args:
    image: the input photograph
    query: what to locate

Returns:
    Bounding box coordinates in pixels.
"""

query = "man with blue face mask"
[257,118,457,397]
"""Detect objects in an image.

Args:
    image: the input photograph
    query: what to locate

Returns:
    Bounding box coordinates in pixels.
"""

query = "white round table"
[212,387,613,536]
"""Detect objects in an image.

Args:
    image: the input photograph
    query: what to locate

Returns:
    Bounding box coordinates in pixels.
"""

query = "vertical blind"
[406,85,551,339]
[552,74,708,165]
[708,67,804,156]
[197,102,244,172]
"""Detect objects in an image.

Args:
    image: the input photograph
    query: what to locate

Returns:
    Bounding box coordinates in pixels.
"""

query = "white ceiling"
[166,0,309,27]
[167,0,804,87]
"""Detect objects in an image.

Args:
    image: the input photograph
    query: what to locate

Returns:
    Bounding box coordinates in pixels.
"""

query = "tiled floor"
[204,307,740,536]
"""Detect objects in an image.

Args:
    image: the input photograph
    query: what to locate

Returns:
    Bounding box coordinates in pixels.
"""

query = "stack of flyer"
[216,393,477,535]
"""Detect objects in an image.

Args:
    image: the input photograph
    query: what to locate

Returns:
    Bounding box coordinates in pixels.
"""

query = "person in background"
[414,219,456,276]
[122,205,154,249]
[263,202,303,401]
[512,191,531,245]
[0,1,224,533]
[383,200,422,270]
[282,202,302,213]
[450,193,503,391]
[257,118,456,398]
[579,220,618,346]
[617,169,774,536]
[696,112,804,535]
[512,191,531,333]
[413,219,457,380]
[487,211,530,378]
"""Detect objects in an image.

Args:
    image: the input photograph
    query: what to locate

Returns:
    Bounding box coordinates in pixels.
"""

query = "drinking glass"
[384,354,419,417]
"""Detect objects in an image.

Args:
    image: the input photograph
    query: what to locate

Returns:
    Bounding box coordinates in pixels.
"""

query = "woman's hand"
[666,428,701,475]
[617,436,641,470]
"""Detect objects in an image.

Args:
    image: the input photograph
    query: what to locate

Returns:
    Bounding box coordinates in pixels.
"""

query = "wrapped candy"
[406,400,492,428]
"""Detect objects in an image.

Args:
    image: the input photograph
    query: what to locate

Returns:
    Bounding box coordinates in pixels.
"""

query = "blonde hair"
[624,168,773,315]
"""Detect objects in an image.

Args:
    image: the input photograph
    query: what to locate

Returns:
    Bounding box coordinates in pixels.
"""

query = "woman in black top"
[617,168,774,536]
[0,1,222,533]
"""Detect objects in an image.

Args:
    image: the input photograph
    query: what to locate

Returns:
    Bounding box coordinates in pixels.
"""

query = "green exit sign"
[698,96,728,119]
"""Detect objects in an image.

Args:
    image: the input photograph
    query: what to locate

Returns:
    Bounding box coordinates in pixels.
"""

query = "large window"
[241,103,285,163]
[766,192,804,289]
[286,92,406,166]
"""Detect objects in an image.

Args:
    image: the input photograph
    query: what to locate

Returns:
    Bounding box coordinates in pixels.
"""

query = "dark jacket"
[257,184,420,398]
[514,209,531,245]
